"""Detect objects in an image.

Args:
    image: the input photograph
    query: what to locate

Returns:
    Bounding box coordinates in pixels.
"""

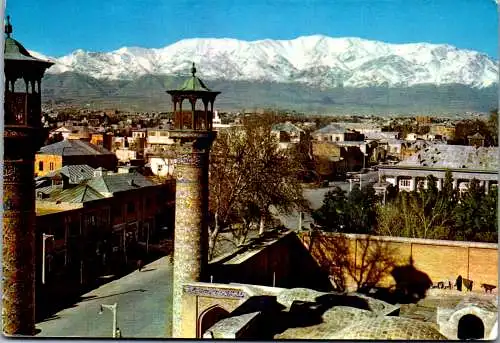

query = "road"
[36,256,173,338]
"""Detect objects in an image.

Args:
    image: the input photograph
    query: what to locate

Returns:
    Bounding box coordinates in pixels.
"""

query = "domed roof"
[172,62,215,92]
[4,16,53,65]
[329,316,447,340]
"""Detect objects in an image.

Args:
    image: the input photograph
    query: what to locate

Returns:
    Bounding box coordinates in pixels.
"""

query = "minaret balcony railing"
[4,92,41,127]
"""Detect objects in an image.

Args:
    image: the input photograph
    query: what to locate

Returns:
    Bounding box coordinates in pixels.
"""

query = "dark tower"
[3,16,53,335]
[167,63,220,338]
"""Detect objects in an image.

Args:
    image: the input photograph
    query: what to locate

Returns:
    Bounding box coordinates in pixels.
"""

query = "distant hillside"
[41,72,498,115]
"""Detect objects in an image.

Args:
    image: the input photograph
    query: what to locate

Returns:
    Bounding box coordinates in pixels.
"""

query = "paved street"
[36,256,173,338]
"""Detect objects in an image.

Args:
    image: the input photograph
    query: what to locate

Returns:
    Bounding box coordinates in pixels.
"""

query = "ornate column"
[171,132,214,338]
[166,63,220,338]
[179,99,184,129]
[190,98,196,130]
[3,16,53,335]
[3,144,38,335]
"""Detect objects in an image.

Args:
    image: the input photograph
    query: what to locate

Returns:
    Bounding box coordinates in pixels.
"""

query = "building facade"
[35,139,118,176]
[35,172,175,293]
[378,145,498,193]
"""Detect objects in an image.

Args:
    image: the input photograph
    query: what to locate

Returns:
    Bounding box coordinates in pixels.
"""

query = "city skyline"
[5,0,499,58]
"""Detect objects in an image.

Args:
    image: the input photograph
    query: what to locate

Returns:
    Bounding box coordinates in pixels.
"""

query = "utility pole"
[146,224,149,255]
[42,234,54,285]
[298,212,303,230]
[99,303,118,338]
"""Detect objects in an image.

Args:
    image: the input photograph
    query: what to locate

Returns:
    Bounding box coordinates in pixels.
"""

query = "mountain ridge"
[40,71,498,114]
[31,35,498,89]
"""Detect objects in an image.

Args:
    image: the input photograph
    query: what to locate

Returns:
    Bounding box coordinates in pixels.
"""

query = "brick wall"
[209,231,332,292]
[299,232,498,291]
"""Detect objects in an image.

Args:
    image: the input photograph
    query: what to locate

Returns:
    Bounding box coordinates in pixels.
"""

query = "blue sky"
[5,0,499,58]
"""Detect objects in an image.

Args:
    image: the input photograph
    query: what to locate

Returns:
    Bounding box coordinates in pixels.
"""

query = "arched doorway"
[457,314,484,340]
[197,305,230,338]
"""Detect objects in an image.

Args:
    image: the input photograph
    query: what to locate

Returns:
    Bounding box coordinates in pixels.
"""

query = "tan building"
[430,124,456,141]
[90,132,113,151]
[271,122,305,150]
[415,116,432,125]
[312,123,364,143]
[35,140,117,176]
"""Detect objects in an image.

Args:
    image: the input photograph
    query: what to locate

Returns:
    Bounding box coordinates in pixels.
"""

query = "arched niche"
[457,314,484,340]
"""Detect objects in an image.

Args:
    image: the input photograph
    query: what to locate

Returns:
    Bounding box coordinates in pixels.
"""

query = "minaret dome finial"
[5,15,12,37]
[191,62,196,77]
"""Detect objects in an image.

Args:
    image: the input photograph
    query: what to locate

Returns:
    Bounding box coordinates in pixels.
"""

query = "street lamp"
[360,153,368,189]
[42,233,54,284]
[99,302,118,338]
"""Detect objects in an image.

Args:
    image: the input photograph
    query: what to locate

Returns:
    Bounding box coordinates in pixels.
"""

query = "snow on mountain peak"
[36,35,498,88]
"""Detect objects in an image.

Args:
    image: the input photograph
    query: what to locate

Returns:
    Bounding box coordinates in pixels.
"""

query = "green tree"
[312,187,348,232]
[312,185,377,234]
[345,186,378,234]
[453,179,497,242]
[376,175,454,240]
[487,108,498,146]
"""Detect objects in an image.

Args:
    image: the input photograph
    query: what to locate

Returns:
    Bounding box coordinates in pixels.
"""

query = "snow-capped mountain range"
[31,35,498,88]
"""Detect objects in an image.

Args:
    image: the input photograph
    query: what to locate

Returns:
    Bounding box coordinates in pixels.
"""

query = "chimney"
[93,168,107,177]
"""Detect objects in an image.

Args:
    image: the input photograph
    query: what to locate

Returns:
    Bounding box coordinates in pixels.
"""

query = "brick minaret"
[2,16,53,335]
[167,63,220,338]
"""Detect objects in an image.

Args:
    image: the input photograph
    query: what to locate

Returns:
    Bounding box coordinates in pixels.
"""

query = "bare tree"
[208,113,307,259]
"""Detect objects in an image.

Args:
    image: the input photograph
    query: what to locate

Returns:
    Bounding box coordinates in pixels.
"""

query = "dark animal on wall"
[462,278,473,292]
[481,284,496,293]
[456,275,463,291]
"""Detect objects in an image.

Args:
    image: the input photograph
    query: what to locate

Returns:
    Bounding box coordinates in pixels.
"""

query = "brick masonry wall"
[298,232,498,291]
[468,247,498,287]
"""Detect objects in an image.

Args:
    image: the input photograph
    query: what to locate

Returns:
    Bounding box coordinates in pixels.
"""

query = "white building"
[148,157,175,177]
[379,145,498,193]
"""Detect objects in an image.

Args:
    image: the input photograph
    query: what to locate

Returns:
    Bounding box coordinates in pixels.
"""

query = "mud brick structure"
[166,63,220,338]
[2,16,53,335]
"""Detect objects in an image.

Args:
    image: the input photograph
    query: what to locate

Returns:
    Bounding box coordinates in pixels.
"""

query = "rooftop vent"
[93,168,107,177]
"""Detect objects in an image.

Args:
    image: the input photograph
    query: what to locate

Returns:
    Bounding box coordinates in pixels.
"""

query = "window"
[160,131,167,136]
[400,179,411,187]
[157,164,163,171]
[127,202,135,214]
[49,162,55,171]
[68,220,80,237]
[85,215,97,227]
[39,161,44,171]
[335,136,340,142]
[53,225,65,240]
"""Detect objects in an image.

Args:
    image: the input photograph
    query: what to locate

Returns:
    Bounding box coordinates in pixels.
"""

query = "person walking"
[137,259,144,272]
